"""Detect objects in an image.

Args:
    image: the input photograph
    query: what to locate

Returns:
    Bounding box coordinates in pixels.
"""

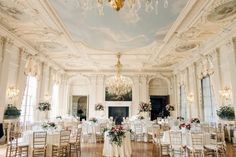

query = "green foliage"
[217,105,235,120]
[4,104,21,118]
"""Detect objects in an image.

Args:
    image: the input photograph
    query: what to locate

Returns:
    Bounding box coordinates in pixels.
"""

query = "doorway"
[150,96,169,120]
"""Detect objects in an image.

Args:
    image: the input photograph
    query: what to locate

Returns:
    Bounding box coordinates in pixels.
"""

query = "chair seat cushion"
[187,145,204,151]
[204,144,217,150]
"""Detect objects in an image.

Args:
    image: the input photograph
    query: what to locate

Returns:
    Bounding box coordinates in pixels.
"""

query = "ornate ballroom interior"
[0,0,236,157]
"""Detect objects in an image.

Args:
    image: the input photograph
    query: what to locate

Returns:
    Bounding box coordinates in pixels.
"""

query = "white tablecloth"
[103,131,132,157]
[162,130,211,146]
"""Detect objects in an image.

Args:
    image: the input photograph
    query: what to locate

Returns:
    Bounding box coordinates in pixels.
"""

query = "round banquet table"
[162,130,212,146]
[102,131,132,157]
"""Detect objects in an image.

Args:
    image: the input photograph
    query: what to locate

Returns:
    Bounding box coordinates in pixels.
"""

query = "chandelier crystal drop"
[106,53,132,96]
[76,0,169,15]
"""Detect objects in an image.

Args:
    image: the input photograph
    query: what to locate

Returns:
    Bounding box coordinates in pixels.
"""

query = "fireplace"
[108,107,129,123]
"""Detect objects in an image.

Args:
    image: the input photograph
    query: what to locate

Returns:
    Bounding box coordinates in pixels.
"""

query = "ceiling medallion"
[207,1,236,22]
[175,43,199,52]
[77,0,169,15]
[106,53,132,97]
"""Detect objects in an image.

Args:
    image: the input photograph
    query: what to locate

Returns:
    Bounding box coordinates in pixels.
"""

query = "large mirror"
[71,95,88,120]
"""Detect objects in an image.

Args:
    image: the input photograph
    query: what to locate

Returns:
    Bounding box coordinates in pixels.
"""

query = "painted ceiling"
[49,0,188,52]
[0,0,235,73]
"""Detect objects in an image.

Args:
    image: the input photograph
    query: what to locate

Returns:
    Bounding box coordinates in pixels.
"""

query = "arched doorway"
[149,78,169,120]
[68,75,89,120]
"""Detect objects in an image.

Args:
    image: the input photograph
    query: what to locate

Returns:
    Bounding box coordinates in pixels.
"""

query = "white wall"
[67,74,172,118]
[0,36,67,123]
[173,36,236,121]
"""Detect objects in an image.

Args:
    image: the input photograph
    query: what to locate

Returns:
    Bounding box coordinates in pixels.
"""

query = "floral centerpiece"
[217,105,235,120]
[41,122,57,129]
[107,126,126,146]
[89,117,98,123]
[190,118,200,123]
[179,123,191,130]
[95,103,104,111]
[38,102,51,111]
[177,116,184,121]
[4,104,21,119]
[166,104,175,111]
[139,102,151,112]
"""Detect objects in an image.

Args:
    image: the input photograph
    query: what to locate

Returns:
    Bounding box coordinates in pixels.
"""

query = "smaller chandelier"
[106,53,132,96]
[108,0,125,11]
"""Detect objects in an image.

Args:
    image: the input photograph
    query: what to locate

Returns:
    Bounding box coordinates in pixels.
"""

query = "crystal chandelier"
[106,53,132,96]
[76,0,169,15]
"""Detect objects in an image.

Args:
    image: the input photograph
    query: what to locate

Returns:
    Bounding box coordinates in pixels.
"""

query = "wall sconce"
[7,86,20,100]
[187,93,194,104]
[219,87,231,102]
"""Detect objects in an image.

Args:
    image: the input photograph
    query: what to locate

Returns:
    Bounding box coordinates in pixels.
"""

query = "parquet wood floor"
[0,142,235,157]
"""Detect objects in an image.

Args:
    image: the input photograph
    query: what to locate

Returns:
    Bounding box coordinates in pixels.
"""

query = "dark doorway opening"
[150,96,169,120]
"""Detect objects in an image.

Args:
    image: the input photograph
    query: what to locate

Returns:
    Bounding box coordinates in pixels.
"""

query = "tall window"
[201,76,216,122]
[51,83,59,118]
[21,76,37,123]
[180,85,188,120]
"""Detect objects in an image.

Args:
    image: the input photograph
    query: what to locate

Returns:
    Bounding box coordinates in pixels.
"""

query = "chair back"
[75,128,82,143]
[201,123,209,132]
[59,130,71,146]
[33,131,47,148]
[6,131,19,157]
[162,124,170,131]
[155,130,164,144]
[99,123,107,132]
[169,131,182,146]
[133,123,143,134]
[191,132,204,147]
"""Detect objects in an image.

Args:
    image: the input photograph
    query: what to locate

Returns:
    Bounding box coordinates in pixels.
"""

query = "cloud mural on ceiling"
[49,0,188,52]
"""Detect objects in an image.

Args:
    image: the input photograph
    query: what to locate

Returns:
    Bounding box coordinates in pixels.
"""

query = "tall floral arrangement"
[217,105,235,120]
[166,104,174,111]
[4,104,21,118]
[108,126,126,146]
[95,103,104,111]
[139,102,151,112]
[38,102,51,111]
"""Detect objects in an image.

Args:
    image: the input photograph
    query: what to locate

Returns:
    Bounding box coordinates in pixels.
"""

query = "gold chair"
[32,131,47,157]
[6,131,29,157]
[82,124,94,143]
[186,132,204,157]
[169,131,185,157]
[52,130,71,157]
[148,124,160,141]
[6,131,18,157]
[96,123,107,143]
[133,123,144,141]
[153,130,170,157]
[204,132,226,157]
[69,128,82,157]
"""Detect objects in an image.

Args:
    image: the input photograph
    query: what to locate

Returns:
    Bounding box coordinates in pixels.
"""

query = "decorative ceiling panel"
[49,0,188,52]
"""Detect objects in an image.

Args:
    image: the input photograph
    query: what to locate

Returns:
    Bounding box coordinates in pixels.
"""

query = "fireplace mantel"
[105,101,131,107]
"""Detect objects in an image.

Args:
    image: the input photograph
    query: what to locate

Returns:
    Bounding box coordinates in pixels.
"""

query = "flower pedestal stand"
[39,111,49,121]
